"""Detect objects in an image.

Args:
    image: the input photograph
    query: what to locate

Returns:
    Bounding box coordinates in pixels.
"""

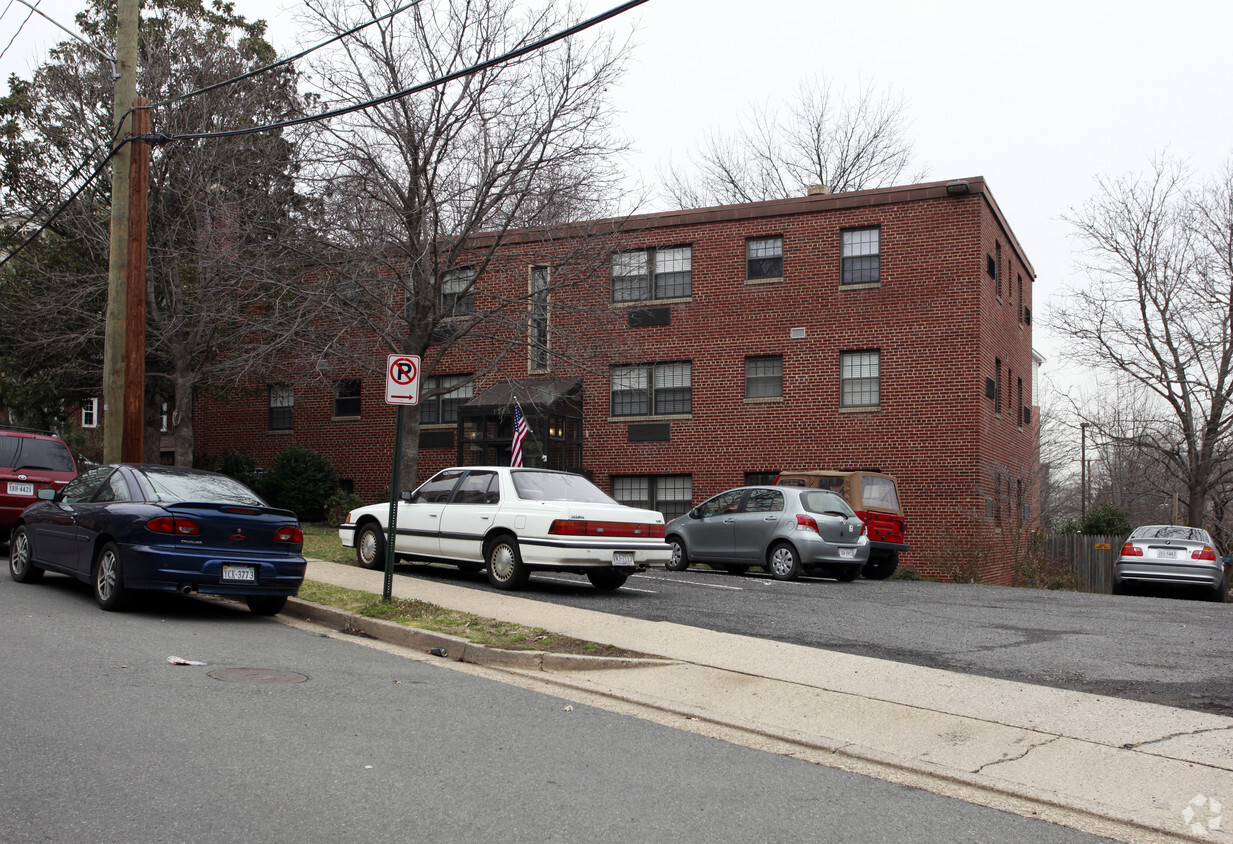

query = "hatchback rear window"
[801,490,855,518]
[0,436,76,472]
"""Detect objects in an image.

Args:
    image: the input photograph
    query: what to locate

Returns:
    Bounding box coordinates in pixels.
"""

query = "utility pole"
[1079,422,1089,524]
[122,98,151,464]
[102,0,140,463]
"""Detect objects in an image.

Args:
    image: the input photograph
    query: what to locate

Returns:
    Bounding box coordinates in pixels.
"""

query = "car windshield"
[11,439,76,472]
[1133,525,1211,543]
[800,490,856,518]
[511,470,616,504]
[137,469,266,506]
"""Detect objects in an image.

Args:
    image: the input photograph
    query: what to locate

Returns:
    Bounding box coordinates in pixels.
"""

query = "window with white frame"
[420,375,473,425]
[268,384,293,431]
[746,236,783,280]
[82,397,99,428]
[612,475,692,520]
[529,265,550,372]
[610,362,691,417]
[745,355,783,399]
[439,268,475,315]
[610,246,692,302]
[841,227,880,285]
[840,350,880,408]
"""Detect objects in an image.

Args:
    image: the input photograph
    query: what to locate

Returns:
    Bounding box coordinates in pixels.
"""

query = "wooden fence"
[1035,534,1126,594]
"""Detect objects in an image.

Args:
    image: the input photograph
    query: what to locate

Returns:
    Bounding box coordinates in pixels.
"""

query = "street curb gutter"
[285,597,673,673]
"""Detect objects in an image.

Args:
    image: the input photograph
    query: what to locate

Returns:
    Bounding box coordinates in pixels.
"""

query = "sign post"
[383,355,420,601]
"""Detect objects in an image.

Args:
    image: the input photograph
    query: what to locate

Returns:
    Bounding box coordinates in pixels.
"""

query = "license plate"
[612,551,635,566]
[222,564,256,582]
[839,548,856,559]
[1156,549,1179,560]
[7,482,34,496]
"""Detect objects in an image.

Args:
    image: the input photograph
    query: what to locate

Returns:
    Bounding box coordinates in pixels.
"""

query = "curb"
[284,597,673,672]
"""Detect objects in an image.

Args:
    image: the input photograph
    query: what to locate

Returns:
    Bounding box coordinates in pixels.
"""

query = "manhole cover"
[208,668,308,684]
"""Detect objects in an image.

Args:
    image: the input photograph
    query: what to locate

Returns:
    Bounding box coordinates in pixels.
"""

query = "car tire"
[246,595,288,615]
[665,537,690,571]
[835,564,861,582]
[1111,579,1130,596]
[1209,577,1228,604]
[486,535,529,590]
[8,526,43,583]
[94,542,130,612]
[586,570,629,591]
[767,543,802,581]
[356,523,385,570]
[862,550,899,580]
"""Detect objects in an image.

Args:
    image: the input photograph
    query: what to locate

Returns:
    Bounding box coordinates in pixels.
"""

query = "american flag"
[510,402,530,467]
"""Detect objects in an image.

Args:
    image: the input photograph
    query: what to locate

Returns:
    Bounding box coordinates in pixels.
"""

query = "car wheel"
[94,542,129,611]
[862,550,899,580]
[246,595,288,615]
[665,537,690,571]
[1209,577,1228,604]
[835,564,861,582]
[486,535,529,590]
[586,570,629,591]
[767,543,802,581]
[8,526,43,583]
[1111,579,1130,596]
[356,523,385,570]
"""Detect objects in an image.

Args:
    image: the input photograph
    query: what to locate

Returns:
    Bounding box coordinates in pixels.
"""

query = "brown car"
[775,470,908,579]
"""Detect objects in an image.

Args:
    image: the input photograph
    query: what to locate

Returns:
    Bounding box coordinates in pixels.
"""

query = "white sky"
[4,0,1232,389]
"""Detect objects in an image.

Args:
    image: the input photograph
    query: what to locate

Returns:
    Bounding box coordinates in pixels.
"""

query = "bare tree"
[1052,156,1233,529]
[660,76,921,208]
[295,0,634,485]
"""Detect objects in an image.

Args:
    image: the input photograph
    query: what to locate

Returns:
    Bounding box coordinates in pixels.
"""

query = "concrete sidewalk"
[293,560,1233,843]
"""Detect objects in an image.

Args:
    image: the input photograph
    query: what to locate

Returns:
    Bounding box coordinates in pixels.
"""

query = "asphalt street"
[382,560,1233,716]
[0,570,1114,843]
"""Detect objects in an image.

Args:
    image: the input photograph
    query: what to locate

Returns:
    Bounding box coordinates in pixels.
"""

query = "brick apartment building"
[194,177,1040,582]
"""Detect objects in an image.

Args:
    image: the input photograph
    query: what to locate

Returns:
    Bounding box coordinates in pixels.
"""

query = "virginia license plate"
[1156,549,1179,560]
[7,482,34,496]
[839,548,856,559]
[222,564,256,582]
[612,551,635,566]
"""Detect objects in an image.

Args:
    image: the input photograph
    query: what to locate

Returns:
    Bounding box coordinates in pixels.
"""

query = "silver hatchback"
[1113,525,1229,602]
[665,486,869,581]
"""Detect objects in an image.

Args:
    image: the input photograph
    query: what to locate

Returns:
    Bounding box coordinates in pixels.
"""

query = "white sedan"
[339,467,671,591]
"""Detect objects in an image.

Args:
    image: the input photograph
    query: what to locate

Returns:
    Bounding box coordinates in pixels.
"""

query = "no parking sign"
[385,354,420,405]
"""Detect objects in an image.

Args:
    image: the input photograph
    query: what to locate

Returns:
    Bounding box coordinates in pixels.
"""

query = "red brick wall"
[194,180,1039,583]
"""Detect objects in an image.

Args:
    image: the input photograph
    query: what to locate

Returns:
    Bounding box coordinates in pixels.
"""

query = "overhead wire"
[0,0,37,64]
[0,0,650,269]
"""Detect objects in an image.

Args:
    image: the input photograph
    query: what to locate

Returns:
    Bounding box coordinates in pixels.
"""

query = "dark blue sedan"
[8,464,306,614]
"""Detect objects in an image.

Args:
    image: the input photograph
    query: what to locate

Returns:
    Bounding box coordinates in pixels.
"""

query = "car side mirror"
[689,507,701,519]
[1224,556,1231,565]
[399,489,413,502]
[37,487,57,501]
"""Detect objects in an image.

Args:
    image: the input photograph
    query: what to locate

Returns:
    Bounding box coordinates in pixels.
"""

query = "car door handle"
[765,516,779,521]
[427,513,438,518]
[723,518,736,524]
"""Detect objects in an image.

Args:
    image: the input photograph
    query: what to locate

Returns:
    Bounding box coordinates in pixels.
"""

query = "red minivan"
[1,428,79,540]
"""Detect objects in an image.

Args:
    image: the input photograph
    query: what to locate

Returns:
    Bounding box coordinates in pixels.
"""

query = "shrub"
[217,448,260,489]
[259,443,339,522]
[325,490,365,527]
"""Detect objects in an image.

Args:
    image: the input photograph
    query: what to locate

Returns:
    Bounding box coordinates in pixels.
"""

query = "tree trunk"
[173,365,194,467]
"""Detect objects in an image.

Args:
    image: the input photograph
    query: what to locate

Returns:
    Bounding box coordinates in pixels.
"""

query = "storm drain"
[208,668,308,684]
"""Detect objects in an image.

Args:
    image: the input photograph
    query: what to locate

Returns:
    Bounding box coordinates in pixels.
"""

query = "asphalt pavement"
[294,559,1233,844]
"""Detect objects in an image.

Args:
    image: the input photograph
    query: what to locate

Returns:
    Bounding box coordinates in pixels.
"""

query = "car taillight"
[795,514,819,533]
[548,519,665,538]
[274,526,304,543]
[146,516,201,536]
[1120,543,1142,557]
[1192,546,1217,561]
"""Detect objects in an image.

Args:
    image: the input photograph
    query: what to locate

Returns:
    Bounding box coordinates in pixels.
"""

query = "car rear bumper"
[1114,559,1223,588]
[118,543,307,595]
[520,536,671,569]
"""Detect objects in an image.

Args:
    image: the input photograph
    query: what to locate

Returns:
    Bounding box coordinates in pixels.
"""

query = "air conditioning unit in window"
[790,327,806,339]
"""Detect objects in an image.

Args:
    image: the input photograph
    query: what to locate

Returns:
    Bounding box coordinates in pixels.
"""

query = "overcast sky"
[3,0,1232,389]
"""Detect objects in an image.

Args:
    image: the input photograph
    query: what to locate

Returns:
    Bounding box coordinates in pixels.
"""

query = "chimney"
[807,184,831,196]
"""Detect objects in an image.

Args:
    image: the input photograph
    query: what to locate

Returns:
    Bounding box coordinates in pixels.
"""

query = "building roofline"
[482,177,1035,280]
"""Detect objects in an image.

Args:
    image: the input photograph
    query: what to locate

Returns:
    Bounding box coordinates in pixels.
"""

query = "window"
[610,362,691,417]
[268,384,293,431]
[334,378,361,418]
[745,356,783,399]
[610,246,692,302]
[745,488,784,512]
[841,227,880,285]
[840,350,880,408]
[1017,275,1024,322]
[744,471,779,486]
[995,242,1003,299]
[612,475,692,520]
[82,398,99,428]
[440,268,474,315]
[746,236,783,280]
[420,375,473,425]
[995,359,1002,413]
[529,265,550,372]
[1017,377,1024,425]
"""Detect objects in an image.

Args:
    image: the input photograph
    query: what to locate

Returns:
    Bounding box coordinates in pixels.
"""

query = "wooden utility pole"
[122,98,151,464]
[102,0,140,463]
